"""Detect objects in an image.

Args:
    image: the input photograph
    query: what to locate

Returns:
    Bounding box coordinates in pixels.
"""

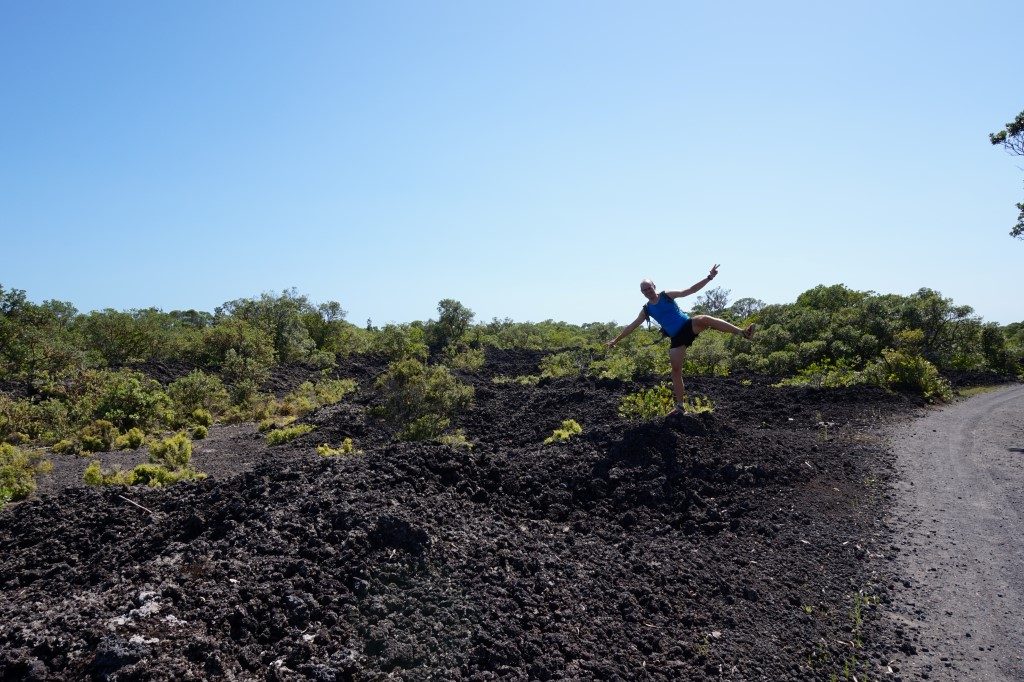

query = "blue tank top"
[645,292,689,337]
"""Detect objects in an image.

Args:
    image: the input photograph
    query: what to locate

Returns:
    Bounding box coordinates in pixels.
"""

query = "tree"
[989,110,1024,239]
[728,297,766,321]
[426,299,475,355]
[215,289,316,364]
[691,287,730,317]
[0,285,83,390]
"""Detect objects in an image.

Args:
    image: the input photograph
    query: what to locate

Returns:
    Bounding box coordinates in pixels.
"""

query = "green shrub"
[444,347,485,371]
[592,337,671,381]
[539,351,582,379]
[227,378,266,408]
[399,414,450,442]
[306,348,337,370]
[491,374,541,386]
[863,349,953,402]
[279,384,316,417]
[191,425,208,440]
[0,395,32,444]
[683,334,732,377]
[84,460,205,487]
[764,350,800,376]
[544,419,583,444]
[0,443,53,506]
[215,289,318,364]
[0,395,74,446]
[198,318,276,385]
[52,438,78,455]
[84,432,206,488]
[219,382,274,424]
[425,299,475,355]
[191,408,213,427]
[588,354,637,381]
[167,370,229,418]
[79,419,119,453]
[775,359,863,389]
[374,359,474,442]
[619,385,676,420]
[681,395,715,414]
[131,463,205,487]
[258,416,296,432]
[82,460,103,486]
[265,423,314,445]
[436,429,473,449]
[276,378,354,418]
[149,432,193,469]
[30,398,74,444]
[114,427,146,450]
[89,369,172,431]
[83,460,136,486]
[313,378,356,405]
[317,437,358,456]
[5,431,29,445]
[371,324,429,362]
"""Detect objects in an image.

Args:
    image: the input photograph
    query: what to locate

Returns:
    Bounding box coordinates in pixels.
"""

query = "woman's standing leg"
[669,345,687,407]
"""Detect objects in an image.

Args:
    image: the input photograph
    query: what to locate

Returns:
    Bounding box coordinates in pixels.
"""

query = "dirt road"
[888,383,1024,680]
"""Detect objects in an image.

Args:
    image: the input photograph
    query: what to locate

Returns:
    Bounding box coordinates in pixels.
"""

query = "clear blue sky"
[2,1,1021,326]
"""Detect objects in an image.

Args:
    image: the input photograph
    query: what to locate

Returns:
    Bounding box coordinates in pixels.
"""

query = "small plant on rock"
[84,432,206,487]
[278,379,356,418]
[317,437,358,457]
[436,429,473,449]
[52,438,78,455]
[132,463,205,486]
[544,419,583,444]
[83,461,137,486]
[258,415,296,432]
[114,427,146,450]
[266,423,314,445]
[79,419,119,453]
[680,395,715,414]
[491,374,541,386]
[618,385,676,420]
[398,414,451,442]
[149,432,194,469]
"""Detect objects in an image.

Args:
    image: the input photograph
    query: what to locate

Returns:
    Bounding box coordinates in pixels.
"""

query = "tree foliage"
[373,359,474,441]
[426,299,475,356]
[990,110,1024,239]
[691,287,730,317]
[0,279,1017,453]
[216,289,317,364]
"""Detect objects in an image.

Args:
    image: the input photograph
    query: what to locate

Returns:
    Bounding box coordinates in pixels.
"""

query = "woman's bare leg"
[669,346,687,406]
[691,315,755,339]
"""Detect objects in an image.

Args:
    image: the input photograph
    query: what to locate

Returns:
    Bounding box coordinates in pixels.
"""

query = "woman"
[606,264,755,413]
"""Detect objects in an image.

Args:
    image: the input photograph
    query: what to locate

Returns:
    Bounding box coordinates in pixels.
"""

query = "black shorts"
[669,319,699,348]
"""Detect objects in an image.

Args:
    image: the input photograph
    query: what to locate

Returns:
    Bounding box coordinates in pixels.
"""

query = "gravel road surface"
[889,384,1024,680]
